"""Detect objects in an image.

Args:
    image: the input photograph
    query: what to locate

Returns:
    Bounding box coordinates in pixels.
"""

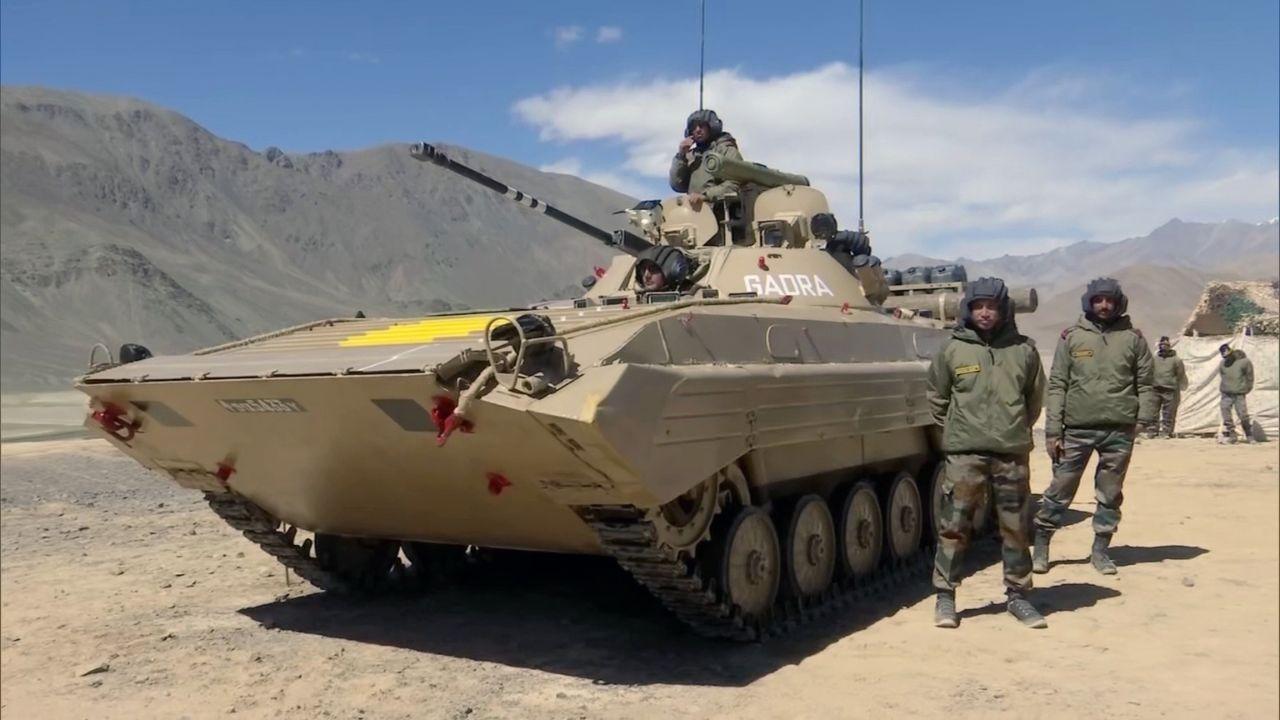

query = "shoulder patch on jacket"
[954,364,981,376]
[1132,328,1143,339]
[1060,327,1073,340]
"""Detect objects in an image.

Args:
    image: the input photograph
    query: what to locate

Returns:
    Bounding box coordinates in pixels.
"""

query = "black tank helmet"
[959,276,1011,329]
[684,109,723,138]
[633,245,694,291]
[1081,277,1128,315]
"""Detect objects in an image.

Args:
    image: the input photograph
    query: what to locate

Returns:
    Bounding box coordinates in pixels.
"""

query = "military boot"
[1032,529,1051,574]
[934,592,958,629]
[1091,534,1118,575]
[1006,593,1048,629]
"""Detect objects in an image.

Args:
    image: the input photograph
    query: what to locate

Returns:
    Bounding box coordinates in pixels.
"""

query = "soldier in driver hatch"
[927,277,1048,630]
[669,109,742,210]
[1035,278,1155,576]
[1149,336,1189,438]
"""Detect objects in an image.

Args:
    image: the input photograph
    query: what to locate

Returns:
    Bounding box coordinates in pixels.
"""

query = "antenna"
[699,0,707,109]
[857,0,865,233]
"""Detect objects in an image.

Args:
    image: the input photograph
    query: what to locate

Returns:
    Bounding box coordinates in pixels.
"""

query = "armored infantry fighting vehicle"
[76,144,1035,640]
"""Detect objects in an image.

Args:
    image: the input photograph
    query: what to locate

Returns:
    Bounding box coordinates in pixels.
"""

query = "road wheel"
[714,506,781,624]
[782,494,836,600]
[885,471,923,561]
[838,481,883,579]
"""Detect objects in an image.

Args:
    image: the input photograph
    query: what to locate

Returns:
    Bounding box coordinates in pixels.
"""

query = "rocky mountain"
[886,219,1280,351]
[0,86,632,390]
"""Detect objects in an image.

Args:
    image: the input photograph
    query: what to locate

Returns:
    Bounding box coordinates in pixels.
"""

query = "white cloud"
[596,26,623,44]
[553,26,583,50]
[512,63,1279,257]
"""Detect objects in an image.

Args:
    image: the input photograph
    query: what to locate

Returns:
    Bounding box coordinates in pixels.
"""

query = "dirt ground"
[1,437,1276,719]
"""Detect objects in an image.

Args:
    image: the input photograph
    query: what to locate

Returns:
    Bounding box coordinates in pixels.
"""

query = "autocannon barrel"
[882,288,1039,318]
[703,155,810,188]
[409,142,653,256]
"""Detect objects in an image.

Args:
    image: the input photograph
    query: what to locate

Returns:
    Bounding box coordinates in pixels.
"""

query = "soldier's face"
[642,266,667,291]
[969,298,1002,332]
[1090,295,1117,319]
[690,123,711,143]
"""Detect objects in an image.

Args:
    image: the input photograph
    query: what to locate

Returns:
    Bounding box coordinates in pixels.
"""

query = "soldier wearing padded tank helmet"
[926,277,1048,630]
[668,109,743,210]
[1034,277,1155,578]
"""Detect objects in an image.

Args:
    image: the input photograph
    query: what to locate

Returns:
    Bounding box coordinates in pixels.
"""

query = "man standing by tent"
[1218,343,1256,444]
[1035,278,1155,576]
[1149,336,1189,438]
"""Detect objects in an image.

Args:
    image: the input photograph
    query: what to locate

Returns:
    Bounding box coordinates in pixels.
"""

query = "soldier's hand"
[678,136,695,153]
[1046,437,1064,463]
[687,192,705,210]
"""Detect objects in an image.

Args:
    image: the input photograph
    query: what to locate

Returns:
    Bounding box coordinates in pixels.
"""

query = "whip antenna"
[857,0,866,233]
[699,0,707,109]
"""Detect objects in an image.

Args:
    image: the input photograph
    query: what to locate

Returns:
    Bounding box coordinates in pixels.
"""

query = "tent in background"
[1172,281,1278,439]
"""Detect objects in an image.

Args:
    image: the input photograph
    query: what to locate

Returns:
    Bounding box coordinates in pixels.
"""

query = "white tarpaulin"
[1172,333,1279,439]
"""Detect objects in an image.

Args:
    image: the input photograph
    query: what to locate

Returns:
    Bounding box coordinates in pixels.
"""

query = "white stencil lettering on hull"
[743,274,834,297]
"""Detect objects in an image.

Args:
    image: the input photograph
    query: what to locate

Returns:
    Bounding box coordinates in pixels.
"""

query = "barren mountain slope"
[887,218,1279,300]
[0,86,632,390]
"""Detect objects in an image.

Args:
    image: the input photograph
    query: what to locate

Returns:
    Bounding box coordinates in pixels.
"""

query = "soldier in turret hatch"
[669,109,743,210]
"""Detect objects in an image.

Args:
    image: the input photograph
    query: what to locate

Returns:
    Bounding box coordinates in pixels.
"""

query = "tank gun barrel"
[883,288,1039,318]
[410,143,654,256]
[703,154,810,188]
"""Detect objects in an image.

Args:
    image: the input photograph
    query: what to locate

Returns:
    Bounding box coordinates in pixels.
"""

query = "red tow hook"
[215,462,236,486]
[486,472,511,496]
[91,403,140,443]
[841,302,851,314]
[593,266,607,278]
[757,256,769,271]
[430,395,474,447]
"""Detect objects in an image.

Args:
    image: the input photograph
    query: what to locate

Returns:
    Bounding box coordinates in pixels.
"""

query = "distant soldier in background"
[927,277,1048,630]
[1035,278,1155,576]
[1149,336,1189,438]
[669,109,743,209]
[1217,343,1257,444]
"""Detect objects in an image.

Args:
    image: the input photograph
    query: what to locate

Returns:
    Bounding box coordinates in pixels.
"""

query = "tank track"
[203,491,357,594]
[577,504,932,641]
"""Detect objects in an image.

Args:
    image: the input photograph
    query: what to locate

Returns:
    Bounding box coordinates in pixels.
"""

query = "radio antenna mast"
[699,0,707,109]
[857,0,866,233]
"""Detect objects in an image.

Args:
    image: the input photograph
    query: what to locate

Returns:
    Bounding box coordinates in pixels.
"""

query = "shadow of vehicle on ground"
[240,543,1003,687]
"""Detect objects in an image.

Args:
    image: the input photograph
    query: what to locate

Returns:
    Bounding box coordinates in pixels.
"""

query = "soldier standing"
[1034,278,1155,576]
[1149,336,1188,438]
[669,109,743,209]
[1217,343,1257,444]
[927,278,1048,629]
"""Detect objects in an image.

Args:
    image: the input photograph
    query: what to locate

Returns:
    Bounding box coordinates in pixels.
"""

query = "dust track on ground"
[1,438,1276,719]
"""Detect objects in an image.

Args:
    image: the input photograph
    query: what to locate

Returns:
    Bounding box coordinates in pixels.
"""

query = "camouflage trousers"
[1152,387,1181,436]
[933,453,1033,595]
[1220,393,1252,439]
[1036,427,1135,536]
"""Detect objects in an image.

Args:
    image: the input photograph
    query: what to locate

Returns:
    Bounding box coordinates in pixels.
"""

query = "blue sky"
[3,0,1277,255]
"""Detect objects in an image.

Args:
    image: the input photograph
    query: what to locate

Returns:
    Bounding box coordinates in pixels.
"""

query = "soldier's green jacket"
[927,321,1046,454]
[668,133,742,201]
[1219,350,1254,395]
[1045,315,1155,437]
[1152,351,1188,390]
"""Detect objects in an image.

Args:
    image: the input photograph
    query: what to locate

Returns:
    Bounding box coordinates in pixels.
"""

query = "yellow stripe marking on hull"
[340,315,502,347]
